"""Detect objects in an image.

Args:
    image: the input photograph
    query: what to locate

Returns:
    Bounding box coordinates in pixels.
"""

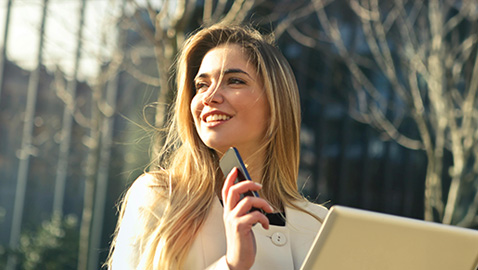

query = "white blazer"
[111,175,328,270]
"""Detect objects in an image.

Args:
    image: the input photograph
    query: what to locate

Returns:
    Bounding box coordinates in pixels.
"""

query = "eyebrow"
[224,68,252,78]
[195,68,252,80]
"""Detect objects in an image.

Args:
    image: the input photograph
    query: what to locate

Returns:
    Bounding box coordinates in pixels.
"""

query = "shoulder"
[127,172,164,199]
[123,172,169,222]
[127,172,168,202]
[302,201,328,222]
[110,173,167,268]
[284,201,328,269]
[288,200,328,224]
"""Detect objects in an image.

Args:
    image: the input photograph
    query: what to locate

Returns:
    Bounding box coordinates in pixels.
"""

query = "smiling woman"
[191,44,270,164]
[106,24,328,270]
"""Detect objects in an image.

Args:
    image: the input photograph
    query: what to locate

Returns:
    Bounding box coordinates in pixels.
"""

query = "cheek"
[255,96,271,133]
[190,95,202,120]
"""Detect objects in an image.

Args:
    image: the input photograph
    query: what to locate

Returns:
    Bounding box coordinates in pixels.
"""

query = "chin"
[208,145,230,155]
[201,139,231,155]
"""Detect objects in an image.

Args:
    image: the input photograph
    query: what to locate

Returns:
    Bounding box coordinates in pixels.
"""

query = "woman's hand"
[221,167,274,270]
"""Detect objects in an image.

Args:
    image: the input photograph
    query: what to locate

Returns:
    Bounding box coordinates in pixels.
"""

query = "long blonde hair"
[107,23,309,269]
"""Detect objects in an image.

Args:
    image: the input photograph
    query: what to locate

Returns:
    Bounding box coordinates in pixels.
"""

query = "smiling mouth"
[204,114,231,123]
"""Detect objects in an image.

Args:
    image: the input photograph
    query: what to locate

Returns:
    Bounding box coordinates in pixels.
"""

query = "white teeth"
[205,114,231,122]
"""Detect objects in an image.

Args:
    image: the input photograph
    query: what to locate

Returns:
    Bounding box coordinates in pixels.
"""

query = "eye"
[228,78,246,85]
[195,81,208,92]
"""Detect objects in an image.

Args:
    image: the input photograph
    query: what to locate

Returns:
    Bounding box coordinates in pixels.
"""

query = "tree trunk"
[6,1,49,269]
[77,82,102,270]
[53,0,87,217]
[0,0,13,101]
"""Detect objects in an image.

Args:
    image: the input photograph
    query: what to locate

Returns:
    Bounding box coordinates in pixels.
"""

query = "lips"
[205,114,231,122]
[201,111,232,124]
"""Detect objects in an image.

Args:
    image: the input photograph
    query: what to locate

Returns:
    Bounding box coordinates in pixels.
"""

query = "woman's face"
[190,44,270,157]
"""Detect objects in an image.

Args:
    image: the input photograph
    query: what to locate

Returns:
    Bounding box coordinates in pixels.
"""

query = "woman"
[107,23,328,270]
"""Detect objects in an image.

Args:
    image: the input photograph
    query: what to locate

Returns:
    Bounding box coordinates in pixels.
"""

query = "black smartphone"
[219,147,260,200]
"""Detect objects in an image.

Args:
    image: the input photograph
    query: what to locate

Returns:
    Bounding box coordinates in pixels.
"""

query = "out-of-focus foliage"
[0,215,79,270]
[20,215,78,270]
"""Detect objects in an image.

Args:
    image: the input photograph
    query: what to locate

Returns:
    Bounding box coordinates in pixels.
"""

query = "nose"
[202,83,223,105]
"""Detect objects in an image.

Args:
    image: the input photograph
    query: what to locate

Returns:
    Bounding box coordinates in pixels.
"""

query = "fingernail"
[255,182,262,187]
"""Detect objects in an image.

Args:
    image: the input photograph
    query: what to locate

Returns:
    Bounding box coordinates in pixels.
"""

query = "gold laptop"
[300,206,478,270]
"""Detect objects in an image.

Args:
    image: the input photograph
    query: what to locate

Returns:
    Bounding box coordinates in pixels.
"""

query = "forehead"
[197,44,255,75]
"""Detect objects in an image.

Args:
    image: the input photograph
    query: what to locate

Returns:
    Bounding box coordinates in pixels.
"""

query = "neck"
[215,145,267,198]
[216,146,267,182]
[233,144,265,183]
[241,147,266,183]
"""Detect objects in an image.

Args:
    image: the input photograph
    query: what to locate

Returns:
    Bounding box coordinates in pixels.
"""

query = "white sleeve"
[110,174,162,269]
[205,256,231,270]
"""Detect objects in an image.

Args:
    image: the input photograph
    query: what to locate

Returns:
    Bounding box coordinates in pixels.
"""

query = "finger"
[236,210,270,230]
[225,181,263,212]
[228,180,262,198]
[232,196,274,216]
[222,167,239,204]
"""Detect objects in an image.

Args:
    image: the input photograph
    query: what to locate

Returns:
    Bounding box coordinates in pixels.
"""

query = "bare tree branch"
[297,0,478,223]
[212,0,229,23]
[462,42,478,147]
[203,0,214,25]
[53,68,90,129]
[221,0,248,25]
[274,0,333,39]
[124,62,161,87]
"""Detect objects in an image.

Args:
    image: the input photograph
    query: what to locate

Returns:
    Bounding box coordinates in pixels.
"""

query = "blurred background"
[1,0,477,269]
